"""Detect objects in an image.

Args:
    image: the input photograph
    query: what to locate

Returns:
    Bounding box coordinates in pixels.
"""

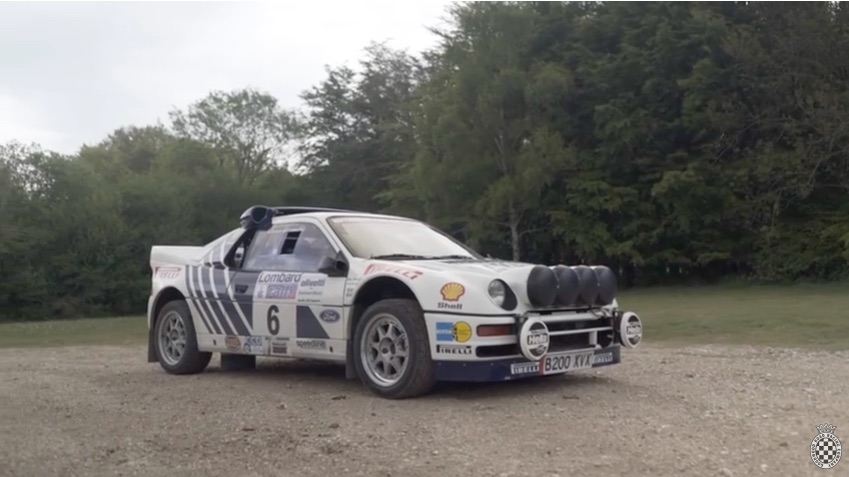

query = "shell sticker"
[452,322,472,343]
[440,282,465,302]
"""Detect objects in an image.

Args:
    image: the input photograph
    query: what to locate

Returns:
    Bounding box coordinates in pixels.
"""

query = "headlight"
[487,279,506,306]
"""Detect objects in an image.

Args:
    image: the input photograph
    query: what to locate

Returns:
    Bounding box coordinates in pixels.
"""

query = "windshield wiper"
[370,253,430,260]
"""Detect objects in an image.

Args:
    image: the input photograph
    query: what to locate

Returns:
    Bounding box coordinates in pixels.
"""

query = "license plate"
[541,350,595,375]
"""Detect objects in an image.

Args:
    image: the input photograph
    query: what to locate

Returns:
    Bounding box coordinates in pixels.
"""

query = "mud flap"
[345,343,356,380]
[221,353,256,371]
[147,326,156,363]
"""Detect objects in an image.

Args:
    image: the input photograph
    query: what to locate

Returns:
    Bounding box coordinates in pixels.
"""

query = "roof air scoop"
[239,205,273,230]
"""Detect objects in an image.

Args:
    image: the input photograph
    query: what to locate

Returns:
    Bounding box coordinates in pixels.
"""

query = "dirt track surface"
[1,344,848,477]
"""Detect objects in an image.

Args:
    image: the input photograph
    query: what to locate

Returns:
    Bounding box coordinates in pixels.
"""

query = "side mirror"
[318,255,348,277]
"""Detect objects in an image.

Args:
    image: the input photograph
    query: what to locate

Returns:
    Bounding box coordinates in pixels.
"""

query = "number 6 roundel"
[267,305,280,335]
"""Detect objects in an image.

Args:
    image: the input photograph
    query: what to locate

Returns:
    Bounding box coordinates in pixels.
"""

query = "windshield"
[326,216,482,260]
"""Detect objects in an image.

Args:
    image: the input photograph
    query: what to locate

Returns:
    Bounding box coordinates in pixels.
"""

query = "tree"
[170,88,300,185]
[297,42,426,212]
[409,2,571,261]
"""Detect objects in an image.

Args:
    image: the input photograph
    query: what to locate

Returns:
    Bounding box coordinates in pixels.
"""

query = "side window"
[291,224,336,266]
[242,223,335,272]
[242,226,292,271]
[203,228,243,266]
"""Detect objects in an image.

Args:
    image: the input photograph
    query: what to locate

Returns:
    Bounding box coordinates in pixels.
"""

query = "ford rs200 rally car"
[147,205,643,399]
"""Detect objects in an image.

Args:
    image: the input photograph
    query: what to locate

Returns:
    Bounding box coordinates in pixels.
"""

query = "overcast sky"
[0,1,454,155]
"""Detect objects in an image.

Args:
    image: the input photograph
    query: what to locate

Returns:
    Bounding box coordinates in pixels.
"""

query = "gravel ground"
[1,344,847,477]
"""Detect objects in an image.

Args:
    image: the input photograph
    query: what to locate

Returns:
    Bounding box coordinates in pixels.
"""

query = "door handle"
[235,284,248,294]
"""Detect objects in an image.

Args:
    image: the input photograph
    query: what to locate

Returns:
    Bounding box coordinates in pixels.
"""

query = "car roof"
[271,210,416,224]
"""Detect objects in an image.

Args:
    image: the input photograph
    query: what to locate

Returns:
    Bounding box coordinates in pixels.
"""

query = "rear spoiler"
[150,245,205,267]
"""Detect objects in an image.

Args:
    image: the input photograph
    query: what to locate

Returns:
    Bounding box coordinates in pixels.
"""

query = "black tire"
[352,298,437,399]
[154,300,212,375]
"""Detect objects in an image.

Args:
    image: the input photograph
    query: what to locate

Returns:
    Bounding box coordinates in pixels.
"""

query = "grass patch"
[0,316,147,349]
[617,282,849,350]
[0,283,847,350]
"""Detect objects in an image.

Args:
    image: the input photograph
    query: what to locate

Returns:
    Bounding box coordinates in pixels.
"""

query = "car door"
[230,220,347,361]
[186,229,246,338]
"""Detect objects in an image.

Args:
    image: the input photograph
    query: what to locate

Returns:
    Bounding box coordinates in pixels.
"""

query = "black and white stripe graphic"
[183,234,263,336]
[185,262,259,337]
[218,240,253,329]
[186,264,230,335]
[296,306,331,339]
[185,265,215,334]
[197,264,233,335]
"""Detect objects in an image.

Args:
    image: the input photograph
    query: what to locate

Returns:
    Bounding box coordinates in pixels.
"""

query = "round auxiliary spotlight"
[552,265,579,307]
[518,317,550,361]
[572,265,599,307]
[617,311,643,349]
[526,265,558,307]
[592,265,617,306]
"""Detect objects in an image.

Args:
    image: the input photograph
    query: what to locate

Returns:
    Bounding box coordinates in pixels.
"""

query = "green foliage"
[170,88,300,185]
[3,2,849,321]
[297,43,425,213]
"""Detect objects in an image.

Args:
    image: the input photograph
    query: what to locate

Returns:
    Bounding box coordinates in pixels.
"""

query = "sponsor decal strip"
[436,344,472,355]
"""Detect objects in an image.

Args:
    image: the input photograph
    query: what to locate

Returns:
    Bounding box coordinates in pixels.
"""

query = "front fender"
[406,272,507,315]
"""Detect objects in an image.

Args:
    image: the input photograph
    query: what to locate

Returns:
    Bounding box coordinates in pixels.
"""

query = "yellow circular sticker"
[452,322,472,343]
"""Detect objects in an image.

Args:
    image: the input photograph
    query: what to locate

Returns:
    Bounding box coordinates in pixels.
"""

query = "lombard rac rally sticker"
[518,317,549,361]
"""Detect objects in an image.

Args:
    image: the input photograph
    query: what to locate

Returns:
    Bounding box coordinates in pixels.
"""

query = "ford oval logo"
[319,309,340,323]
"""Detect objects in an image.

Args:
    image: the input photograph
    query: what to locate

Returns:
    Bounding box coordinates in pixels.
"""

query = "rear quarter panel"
[148,265,187,326]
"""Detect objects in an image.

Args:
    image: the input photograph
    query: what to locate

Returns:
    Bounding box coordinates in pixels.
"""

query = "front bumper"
[424,310,619,360]
[433,345,620,382]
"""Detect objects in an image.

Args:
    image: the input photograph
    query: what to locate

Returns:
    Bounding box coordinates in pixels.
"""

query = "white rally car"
[147,205,643,399]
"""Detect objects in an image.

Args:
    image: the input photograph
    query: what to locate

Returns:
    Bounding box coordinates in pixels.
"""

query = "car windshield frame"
[325,215,484,260]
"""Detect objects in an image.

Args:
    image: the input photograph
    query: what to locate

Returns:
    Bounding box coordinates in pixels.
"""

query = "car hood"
[358,257,619,311]
[392,258,539,283]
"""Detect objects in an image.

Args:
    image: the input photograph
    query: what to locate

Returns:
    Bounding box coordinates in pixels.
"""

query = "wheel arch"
[147,287,188,362]
[344,276,421,379]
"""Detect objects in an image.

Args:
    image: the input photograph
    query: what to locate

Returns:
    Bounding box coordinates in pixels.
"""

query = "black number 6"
[267,305,280,336]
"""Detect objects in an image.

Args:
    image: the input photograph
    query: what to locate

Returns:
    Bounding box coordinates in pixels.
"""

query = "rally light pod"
[240,205,273,230]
